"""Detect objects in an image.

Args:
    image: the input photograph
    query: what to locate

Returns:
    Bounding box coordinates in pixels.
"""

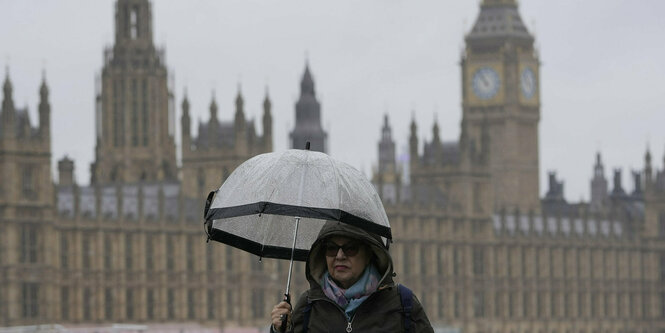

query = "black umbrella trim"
[208,228,310,261]
[205,201,393,239]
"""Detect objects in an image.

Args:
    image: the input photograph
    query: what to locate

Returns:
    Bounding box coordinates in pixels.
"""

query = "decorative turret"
[432,118,440,144]
[58,156,76,186]
[409,115,418,168]
[18,107,32,139]
[262,89,272,151]
[233,87,248,155]
[378,114,396,174]
[209,93,218,121]
[590,152,608,212]
[234,88,245,131]
[430,117,442,164]
[610,169,627,199]
[114,0,154,47]
[205,94,220,148]
[544,172,565,202]
[644,148,652,187]
[375,114,401,204]
[662,148,665,177]
[38,73,51,140]
[632,171,643,200]
[181,91,191,144]
[2,69,12,102]
[1,70,16,139]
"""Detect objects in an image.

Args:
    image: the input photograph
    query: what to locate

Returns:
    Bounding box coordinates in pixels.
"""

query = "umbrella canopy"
[204,149,391,261]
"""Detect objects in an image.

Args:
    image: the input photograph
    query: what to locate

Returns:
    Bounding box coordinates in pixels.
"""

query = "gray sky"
[2,0,664,201]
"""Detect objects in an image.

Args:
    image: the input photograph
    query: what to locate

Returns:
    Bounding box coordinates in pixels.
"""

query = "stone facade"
[1,0,665,332]
[91,0,177,185]
[180,89,272,201]
[371,1,665,333]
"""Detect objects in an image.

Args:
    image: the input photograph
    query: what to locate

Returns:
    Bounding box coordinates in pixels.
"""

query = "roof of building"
[467,0,533,43]
[194,119,256,149]
[422,141,461,166]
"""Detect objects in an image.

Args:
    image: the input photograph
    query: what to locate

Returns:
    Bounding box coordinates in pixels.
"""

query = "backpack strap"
[302,299,313,333]
[398,284,414,333]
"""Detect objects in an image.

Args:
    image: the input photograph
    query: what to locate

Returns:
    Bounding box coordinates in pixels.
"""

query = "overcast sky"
[2,0,664,201]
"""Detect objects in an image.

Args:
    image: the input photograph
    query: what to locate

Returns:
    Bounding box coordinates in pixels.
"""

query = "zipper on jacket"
[309,287,390,333]
[308,296,356,332]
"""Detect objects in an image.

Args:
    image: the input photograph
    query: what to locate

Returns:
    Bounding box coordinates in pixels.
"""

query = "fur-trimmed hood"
[305,221,394,289]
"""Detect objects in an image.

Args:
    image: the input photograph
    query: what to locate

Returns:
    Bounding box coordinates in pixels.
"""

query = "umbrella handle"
[203,191,217,243]
[279,293,291,333]
[203,190,216,219]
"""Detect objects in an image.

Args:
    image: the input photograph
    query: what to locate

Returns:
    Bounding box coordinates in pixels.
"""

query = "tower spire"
[262,86,273,151]
[235,86,245,129]
[1,68,15,136]
[409,113,418,167]
[38,71,50,140]
[290,62,326,153]
[482,0,517,5]
[263,86,271,113]
[378,114,396,174]
[180,89,191,150]
[209,92,218,120]
[644,147,652,171]
[3,67,12,98]
[432,115,440,144]
[301,62,315,96]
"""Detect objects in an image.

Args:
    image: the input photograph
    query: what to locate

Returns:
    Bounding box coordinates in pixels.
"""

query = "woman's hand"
[271,301,292,332]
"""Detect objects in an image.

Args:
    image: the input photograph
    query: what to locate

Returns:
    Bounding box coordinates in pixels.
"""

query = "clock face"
[521,67,536,99]
[472,67,501,100]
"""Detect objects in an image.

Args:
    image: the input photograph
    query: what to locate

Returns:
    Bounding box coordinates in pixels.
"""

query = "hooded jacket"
[275,221,434,333]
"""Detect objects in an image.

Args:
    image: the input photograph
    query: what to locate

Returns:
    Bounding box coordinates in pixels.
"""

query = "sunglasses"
[324,241,361,257]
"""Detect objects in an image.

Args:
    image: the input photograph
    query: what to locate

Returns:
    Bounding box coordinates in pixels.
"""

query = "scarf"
[321,264,381,320]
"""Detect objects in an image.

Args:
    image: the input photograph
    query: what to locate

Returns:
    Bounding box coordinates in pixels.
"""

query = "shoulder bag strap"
[398,284,414,333]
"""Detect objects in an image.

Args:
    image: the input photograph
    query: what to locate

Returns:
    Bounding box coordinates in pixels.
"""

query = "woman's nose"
[335,248,346,259]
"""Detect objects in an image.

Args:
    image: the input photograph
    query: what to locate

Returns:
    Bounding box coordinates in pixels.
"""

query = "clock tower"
[461,0,540,213]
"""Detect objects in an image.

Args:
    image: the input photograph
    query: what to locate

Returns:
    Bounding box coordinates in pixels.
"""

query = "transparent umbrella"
[203,147,391,329]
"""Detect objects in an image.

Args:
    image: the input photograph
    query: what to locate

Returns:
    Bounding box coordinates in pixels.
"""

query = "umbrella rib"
[255,150,286,253]
[258,151,307,254]
[328,156,342,216]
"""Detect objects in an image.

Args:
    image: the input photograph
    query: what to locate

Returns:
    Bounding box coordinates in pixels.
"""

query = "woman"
[270,221,433,332]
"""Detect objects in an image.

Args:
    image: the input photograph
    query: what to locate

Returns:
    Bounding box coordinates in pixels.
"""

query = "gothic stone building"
[2,0,665,332]
[372,1,665,333]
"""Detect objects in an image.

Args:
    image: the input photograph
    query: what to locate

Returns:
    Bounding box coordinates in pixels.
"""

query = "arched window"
[129,6,138,39]
[142,79,149,146]
[131,78,138,146]
[22,165,36,199]
[113,79,125,147]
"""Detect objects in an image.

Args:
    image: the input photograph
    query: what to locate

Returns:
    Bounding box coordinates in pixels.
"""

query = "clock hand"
[481,73,490,87]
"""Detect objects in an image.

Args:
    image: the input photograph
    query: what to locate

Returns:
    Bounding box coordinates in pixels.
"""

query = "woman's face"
[324,236,371,289]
